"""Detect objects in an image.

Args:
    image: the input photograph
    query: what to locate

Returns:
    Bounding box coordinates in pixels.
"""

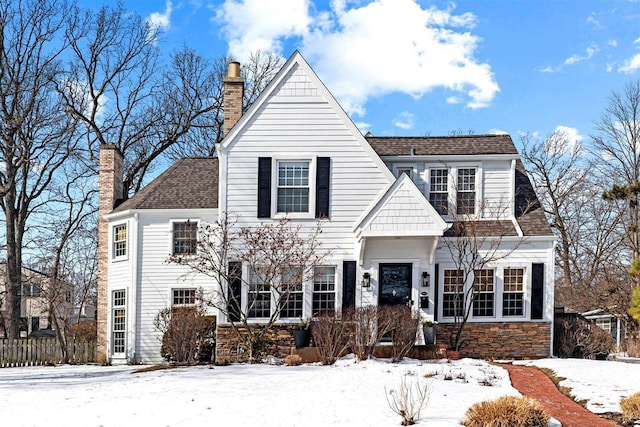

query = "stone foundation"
[215,324,298,363]
[436,321,552,359]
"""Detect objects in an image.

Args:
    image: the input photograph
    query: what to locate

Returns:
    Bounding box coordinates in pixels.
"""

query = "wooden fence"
[0,338,96,367]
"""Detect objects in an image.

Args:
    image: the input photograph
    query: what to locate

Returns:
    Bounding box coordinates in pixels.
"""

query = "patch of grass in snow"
[131,364,177,374]
[537,367,587,407]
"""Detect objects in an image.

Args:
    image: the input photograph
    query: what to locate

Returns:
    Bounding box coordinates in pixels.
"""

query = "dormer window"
[429,169,448,215]
[173,221,197,255]
[456,168,476,215]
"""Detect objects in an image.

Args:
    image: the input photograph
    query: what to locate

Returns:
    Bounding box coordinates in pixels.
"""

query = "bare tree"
[170,214,329,362]
[593,80,640,260]
[0,0,81,339]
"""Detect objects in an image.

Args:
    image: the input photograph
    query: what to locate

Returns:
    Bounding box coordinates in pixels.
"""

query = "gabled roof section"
[366,134,519,156]
[112,158,218,212]
[219,50,395,182]
[355,173,449,238]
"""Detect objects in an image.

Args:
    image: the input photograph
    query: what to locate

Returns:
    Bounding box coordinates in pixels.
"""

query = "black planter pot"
[423,325,436,345]
[293,329,309,348]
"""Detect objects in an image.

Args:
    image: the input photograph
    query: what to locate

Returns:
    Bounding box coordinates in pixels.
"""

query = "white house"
[97,51,555,364]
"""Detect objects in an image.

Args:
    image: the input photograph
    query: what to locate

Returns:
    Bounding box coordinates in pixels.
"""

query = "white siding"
[482,160,512,219]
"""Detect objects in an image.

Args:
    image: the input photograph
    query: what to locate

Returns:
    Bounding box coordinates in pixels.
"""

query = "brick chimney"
[96,143,123,363]
[223,61,244,136]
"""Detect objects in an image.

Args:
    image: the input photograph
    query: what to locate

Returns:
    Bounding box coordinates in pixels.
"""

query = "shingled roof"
[366,134,519,156]
[112,157,218,212]
[366,134,552,238]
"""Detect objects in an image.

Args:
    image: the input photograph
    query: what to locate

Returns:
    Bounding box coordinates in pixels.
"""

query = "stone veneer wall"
[436,322,552,359]
[216,324,297,363]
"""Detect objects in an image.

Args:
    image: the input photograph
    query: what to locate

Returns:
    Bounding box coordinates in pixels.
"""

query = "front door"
[379,263,412,306]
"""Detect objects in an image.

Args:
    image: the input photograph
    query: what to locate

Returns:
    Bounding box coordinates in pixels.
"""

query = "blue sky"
[82,0,640,148]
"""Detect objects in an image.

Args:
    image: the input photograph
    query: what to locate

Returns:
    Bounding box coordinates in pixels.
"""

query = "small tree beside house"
[170,214,329,362]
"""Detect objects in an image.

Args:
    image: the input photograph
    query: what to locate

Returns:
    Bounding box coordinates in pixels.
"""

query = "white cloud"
[489,128,508,135]
[446,96,460,104]
[216,0,311,61]
[586,13,602,28]
[555,125,583,144]
[635,37,640,44]
[539,65,554,73]
[608,39,617,47]
[393,111,414,129]
[564,43,599,65]
[148,1,173,31]
[619,53,640,74]
[217,0,499,116]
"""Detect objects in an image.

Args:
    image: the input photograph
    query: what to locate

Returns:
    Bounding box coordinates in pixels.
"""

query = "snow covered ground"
[0,356,635,427]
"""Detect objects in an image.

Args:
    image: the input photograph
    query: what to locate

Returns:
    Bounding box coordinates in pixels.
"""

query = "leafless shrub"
[284,354,303,366]
[349,306,395,362]
[621,392,640,423]
[311,312,351,365]
[68,320,97,341]
[383,305,421,362]
[554,317,614,358]
[154,306,215,365]
[385,376,431,426]
[462,396,549,427]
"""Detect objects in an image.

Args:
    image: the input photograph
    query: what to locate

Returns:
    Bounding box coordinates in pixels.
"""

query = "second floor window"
[113,224,127,259]
[429,169,449,215]
[277,161,310,213]
[173,222,197,255]
[456,168,476,215]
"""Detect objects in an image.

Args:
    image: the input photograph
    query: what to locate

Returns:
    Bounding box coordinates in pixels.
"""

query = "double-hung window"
[279,268,303,318]
[277,161,310,213]
[113,224,127,259]
[313,266,336,315]
[173,222,197,255]
[112,290,126,355]
[442,269,464,318]
[429,169,449,215]
[503,268,525,316]
[472,269,494,317]
[456,168,476,215]
[248,269,271,318]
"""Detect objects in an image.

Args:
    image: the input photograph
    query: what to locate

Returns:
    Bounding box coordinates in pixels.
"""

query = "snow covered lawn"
[0,357,517,427]
[1,356,636,426]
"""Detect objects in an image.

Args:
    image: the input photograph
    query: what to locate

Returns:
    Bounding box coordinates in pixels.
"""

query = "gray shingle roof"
[366,134,519,156]
[113,158,218,212]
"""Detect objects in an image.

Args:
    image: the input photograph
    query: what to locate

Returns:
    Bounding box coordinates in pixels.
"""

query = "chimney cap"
[227,61,241,78]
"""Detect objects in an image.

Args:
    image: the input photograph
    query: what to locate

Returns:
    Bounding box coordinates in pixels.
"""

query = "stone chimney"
[223,61,244,136]
[96,143,124,363]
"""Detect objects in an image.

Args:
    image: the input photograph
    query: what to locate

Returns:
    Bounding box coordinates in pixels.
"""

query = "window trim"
[271,157,317,219]
[169,219,199,256]
[112,222,128,261]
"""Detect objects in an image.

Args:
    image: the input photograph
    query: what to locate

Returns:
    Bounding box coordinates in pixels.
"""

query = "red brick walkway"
[497,363,620,427]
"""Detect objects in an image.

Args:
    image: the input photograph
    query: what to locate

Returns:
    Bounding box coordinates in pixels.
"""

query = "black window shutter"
[227,262,242,322]
[433,264,439,322]
[257,157,272,218]
[342,261,356,311]
[531,263,544,320]
[315,157,330,218]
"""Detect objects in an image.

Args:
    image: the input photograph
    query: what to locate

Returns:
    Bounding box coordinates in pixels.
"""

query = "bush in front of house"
[68,320,97,341]
[154,306,215,365]
[621,392,640,423]
[385,376,431,425]
[382,305,422,362]
[462,395,549,427]
[284,354,303,366]
[554,317,615,358]
[311,311,351,365]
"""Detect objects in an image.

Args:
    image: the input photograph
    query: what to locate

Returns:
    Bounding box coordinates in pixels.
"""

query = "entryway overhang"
[354,173,450,265]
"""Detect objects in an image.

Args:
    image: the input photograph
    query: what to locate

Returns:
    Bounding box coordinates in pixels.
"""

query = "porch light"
[362,272,371,288]
[422,271,430,287]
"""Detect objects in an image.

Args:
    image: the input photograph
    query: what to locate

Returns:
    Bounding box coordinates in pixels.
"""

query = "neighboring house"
[97,51,555,364]
[0,263,73,337]
[583,308,627,353]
